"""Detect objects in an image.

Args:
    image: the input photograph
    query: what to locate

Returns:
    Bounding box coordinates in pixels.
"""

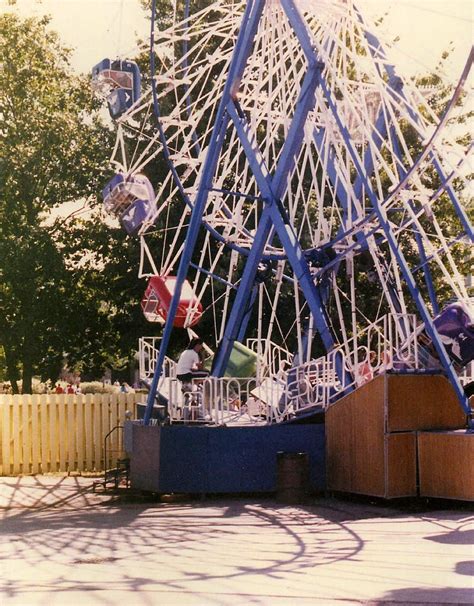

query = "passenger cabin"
[141,276,203,328]
[433,301,474,368]
[91,58,141,119]
[102,173,155,235]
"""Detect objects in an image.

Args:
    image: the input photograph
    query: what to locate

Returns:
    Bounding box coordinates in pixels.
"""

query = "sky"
[1,0,472,82]
[1,0,150,73]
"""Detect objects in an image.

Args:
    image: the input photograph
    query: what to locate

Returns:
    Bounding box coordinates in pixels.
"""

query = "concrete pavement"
[1,475,473,605]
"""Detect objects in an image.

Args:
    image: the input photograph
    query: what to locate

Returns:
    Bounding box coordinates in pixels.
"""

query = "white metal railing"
[139,337,161,380]
[284,313,445,415]
[460,361,474,386]
[246,338,293,381]
[167,376,289,425]
[138,312,471,425]
[138,337,176,381]
[285,353,344,414]
[338,313,425,383]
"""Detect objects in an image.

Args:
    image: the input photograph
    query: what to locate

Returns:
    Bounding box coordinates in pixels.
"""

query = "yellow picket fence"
[0,392,143,476]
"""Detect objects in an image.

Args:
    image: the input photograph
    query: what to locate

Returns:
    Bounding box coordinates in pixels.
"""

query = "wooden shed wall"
[418,431,474,501]
[326,373,466,499]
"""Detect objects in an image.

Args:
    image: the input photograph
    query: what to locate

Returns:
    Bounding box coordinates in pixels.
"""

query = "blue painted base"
[127,423,326,494]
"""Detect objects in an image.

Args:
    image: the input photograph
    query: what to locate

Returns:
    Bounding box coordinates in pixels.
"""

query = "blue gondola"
[102,173,155,235]
[91,58,141,119]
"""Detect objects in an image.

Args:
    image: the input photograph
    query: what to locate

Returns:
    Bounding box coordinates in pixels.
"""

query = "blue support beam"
[352,20,440,314]
[310,79,407,325]
[211,209,274,375]
[211,33,333,376]
[144,0,267,424]
[237,283,260,343]
[318,76,471,420]
[352,76,402,205]
[267,203,336,351]
[308,64,407,328]
[354,12,472,419]
[213,40,356,383]
[388,124,439,315]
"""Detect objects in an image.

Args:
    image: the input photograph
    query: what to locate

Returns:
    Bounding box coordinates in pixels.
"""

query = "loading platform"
[125,373,472,500]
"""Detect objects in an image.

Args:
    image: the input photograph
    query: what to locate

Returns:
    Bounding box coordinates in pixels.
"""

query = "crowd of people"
[0,379,138,395]
[54,383,81,394]
[53,381,136,394]
[0,382,13,394]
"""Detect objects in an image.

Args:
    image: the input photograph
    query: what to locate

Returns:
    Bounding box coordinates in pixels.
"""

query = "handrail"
[100,425,127,491]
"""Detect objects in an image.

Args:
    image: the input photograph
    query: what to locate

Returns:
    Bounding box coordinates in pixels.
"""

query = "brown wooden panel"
[418,431,474,501]
[351,375,385,496]
[386,375,466,432]
[386,433,417,498]
[326,393,353,491]
[326,375,386,495]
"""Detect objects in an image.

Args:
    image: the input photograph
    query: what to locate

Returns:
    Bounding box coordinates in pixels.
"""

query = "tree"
[56,217,153,381]
[0,13,124,392]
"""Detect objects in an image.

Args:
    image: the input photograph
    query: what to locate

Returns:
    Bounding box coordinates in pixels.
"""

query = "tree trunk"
[21,359,33,394]
[21,333,34,394]
[3,345,20,394]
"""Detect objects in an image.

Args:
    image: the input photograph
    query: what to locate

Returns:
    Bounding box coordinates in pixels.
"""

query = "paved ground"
[0,476,472,605]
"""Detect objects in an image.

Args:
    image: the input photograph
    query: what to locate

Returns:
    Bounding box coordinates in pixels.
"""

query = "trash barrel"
[276,451,309,504]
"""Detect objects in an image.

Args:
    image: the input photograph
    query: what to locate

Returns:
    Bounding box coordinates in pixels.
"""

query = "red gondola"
[141,276,203,328]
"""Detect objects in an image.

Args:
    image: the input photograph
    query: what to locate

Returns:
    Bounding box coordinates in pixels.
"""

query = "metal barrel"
[276,451,309,504]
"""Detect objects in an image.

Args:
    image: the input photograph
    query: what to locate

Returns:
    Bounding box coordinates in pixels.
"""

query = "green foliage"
[0,13,147,392]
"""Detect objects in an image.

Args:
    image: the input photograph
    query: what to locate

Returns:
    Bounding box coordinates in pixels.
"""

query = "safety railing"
[166,376,290,425]
[285,354,344,414]
[139,313,471,425]
[140,335,293,384]
[246,338,293,380]
[460,361,473,386]
[336,313,424,383]
[138,336,161,380]
[138,336,177,381]
[138,337,161,381]
[284,313,442,415]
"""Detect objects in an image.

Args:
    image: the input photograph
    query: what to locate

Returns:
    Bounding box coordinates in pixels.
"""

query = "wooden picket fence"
[0,392,143,476]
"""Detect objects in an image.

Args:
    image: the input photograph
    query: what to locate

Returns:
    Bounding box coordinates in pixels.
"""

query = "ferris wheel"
[93,0,473,421]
